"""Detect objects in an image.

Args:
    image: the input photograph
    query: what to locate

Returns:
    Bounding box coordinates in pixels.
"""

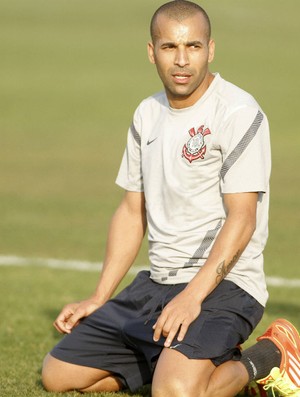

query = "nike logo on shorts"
[170,343,182,349]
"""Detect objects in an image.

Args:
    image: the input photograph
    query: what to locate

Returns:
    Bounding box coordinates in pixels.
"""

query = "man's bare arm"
[54,190,147,334]
[153,192,258,346]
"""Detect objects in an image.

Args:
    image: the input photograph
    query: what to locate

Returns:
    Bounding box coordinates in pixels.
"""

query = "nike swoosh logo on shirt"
[147,137,158,145]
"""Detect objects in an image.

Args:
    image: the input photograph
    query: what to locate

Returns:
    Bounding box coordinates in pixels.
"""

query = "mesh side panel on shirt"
[131,124,141,146]
[161,220,222,281]
[220,110,264,181]
[184,220,222,267]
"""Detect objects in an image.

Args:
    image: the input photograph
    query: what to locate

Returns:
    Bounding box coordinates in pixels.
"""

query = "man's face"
[148,13,215,109]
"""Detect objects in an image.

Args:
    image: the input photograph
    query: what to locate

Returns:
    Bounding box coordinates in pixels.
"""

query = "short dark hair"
[150,0,211,43]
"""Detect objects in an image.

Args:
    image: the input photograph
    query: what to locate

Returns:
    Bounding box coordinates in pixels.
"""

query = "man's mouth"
[172,73,192,84]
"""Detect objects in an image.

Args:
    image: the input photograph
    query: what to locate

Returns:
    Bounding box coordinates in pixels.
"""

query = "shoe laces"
[263,372,299,397]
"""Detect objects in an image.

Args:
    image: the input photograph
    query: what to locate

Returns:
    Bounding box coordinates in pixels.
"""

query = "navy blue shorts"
[50,271,264,392]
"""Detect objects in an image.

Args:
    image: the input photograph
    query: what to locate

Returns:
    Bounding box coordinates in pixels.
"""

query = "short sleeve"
[115,110,144,192]
[220,107,271,194]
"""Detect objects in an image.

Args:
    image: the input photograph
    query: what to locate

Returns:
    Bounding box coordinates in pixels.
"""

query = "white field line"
[0,255,300,288]
[0,255,144,275]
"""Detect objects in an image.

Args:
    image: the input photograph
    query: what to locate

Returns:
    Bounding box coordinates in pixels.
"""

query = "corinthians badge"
[182,125,211,163]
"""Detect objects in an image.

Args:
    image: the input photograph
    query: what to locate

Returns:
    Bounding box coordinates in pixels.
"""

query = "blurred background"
[1,0,299,275]
[0,1,299,396]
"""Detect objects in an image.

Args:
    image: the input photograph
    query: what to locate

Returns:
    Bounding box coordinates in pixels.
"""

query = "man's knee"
[152,377,204,397]
[42,353,123,393]
[42,353,87,392]
[42,353,97,392]
[42,353,67,392]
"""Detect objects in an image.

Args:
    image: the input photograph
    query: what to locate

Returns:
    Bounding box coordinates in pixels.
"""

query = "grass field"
[0,0,299,396]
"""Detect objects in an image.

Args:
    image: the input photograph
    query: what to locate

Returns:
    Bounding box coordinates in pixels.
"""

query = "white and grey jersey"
[116,73,271,306]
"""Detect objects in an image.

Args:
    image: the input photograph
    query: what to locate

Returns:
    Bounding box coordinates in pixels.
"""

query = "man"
[42,1,300,396]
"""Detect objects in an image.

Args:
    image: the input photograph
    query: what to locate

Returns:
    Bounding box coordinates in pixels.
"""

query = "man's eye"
[162,44,176,50]
[190,44,201,49]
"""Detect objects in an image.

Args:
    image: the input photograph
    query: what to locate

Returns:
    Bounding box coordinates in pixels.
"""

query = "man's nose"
[174,47,189,67]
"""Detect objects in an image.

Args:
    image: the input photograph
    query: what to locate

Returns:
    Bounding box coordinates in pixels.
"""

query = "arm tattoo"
[215,250,241,285]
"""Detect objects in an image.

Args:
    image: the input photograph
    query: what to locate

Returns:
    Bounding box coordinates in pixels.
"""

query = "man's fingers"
[53,320,65,334]
[164,327,178,347]
[153,312,170,341]
[152,291,201,346]
[163,318,185,347]
[53,304,78,334]
[177,321,189,342]
[152,320,163,342]
[153,315,184,347]
[65,307,86,331]
[53,315,71,334]
[53,300,101,334]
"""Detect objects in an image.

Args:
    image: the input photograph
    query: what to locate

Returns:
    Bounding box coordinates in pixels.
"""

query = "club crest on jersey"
[182,125,211,163]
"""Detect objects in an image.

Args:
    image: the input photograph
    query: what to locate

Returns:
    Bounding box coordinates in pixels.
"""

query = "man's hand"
[152,289,201,348]
[53,298,102,334]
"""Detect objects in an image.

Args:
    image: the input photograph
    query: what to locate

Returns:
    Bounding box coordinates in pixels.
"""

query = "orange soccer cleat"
[257,319,300,396]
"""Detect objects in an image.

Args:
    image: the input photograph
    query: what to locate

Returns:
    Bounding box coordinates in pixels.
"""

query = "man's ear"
[208,39,215,64]
[147,41,156,64]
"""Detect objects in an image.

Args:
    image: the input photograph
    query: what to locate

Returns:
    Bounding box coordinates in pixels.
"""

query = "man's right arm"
[53,190,147,334]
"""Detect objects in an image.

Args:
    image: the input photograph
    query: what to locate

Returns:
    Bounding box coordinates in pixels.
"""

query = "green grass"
[0,0,299,272]
[0,0,299,396]
[0,265,299,397]
[0,265,149,397]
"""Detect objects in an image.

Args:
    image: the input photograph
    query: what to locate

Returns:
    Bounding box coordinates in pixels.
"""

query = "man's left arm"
[153,192,258,347]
